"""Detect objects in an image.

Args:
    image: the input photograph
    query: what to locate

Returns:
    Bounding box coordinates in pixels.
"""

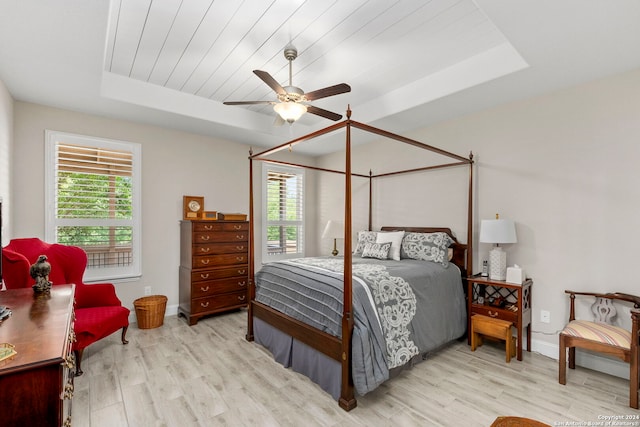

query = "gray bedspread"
[254,256,467,396]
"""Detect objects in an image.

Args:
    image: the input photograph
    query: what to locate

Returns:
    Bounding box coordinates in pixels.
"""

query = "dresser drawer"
[193,222,249,232]
[192,253,248,268]
[472,304,517,323]
[193,242,248,255]
[191,277,248,298]
[191,265,248,282]
[194,230,248,244]
[192,291,247,314]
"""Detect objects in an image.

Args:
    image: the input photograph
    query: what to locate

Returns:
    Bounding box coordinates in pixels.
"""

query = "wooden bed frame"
[245,108,474,410]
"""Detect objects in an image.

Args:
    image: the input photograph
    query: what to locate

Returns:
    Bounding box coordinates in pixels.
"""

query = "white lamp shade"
[479,219,517,244]
[322,220,344,239]
[273,102,307,123]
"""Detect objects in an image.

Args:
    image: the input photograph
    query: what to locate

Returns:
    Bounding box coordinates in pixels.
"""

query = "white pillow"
[375,230,404,261]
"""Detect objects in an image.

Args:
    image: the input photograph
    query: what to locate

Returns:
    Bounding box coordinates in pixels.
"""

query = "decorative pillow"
[375,230,405,261]
[353,231,378,255]
[400,232,454,267]
[361,242,392,260]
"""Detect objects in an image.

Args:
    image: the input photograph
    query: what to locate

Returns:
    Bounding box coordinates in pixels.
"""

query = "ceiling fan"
[223,45,351,125]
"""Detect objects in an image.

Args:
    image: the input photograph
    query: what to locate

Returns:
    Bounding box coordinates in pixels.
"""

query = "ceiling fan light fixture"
[273,101,307,124]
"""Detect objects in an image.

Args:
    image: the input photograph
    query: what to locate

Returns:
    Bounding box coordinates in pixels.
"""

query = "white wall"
[11,102,253,316]
[8,67,640,377]
[0,78,13,246]
[317,68,640,376]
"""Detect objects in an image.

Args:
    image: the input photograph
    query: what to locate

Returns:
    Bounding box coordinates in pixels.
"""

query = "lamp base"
[489,246,507,281]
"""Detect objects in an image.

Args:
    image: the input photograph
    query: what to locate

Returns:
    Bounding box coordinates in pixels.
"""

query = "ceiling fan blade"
[254,70,286,95]
[304,83,351,101]
[307,105,343,121]
[223,100,274,105]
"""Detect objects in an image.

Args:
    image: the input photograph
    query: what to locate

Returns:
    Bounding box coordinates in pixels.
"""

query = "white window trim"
[44,130,142,282]
[261,163,305,262]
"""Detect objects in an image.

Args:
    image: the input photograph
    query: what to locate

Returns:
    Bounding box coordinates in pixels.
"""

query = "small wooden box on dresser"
[179,220,249,325]
[0,285,76,427]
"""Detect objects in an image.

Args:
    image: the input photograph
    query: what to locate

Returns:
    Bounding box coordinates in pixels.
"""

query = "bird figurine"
[30,254,52,293]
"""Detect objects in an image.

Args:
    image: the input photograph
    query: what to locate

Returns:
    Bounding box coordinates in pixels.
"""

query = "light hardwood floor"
[73,310,639,427]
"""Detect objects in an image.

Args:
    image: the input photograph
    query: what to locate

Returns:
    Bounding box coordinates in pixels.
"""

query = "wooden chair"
[558,290,640,409]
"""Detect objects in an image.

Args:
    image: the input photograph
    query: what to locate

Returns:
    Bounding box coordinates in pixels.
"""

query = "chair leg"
[559,335,566,385]
[74,348,84,377]
[568,346,576,369]
[121,325,129,345]
[631,343,638,409]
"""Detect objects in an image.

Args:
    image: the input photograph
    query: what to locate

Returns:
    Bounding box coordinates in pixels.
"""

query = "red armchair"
[1,238,130,375]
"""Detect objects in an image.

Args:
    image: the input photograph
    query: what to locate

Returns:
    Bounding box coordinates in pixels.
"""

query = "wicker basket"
[134,295,167,329]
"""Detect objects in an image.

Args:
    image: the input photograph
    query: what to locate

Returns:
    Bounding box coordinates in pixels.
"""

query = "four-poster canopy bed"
[246,108,474,411]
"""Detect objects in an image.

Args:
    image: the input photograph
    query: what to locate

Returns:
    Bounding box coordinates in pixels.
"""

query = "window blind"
[46,132,141,281]
[264,166,304,258]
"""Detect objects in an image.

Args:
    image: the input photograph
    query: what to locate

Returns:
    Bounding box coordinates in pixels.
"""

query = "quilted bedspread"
[254,256,467,395]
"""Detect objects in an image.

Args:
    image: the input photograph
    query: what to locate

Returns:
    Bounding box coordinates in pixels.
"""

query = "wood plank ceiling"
[103,0,515,126]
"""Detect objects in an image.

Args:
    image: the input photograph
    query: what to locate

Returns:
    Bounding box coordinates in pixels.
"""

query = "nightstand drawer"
[472,304,517,323]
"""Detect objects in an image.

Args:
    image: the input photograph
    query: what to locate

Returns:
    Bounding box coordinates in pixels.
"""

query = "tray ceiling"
[1,1,639,154]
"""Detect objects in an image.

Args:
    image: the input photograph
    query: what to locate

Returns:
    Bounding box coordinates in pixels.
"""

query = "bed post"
[368,169,373,231]
[340,109,357,411]
[466,151,474,277]
[246,149,255,341]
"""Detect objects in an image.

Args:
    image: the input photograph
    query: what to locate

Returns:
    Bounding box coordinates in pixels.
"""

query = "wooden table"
[466,276,532,361]
[0,285,75,426]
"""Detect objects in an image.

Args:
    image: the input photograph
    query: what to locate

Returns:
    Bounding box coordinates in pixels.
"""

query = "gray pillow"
[353,231,378,255]
[361,242,391,260]
[400,232,454,267]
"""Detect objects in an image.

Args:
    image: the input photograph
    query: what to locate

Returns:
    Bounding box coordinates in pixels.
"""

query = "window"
[262,163,304,261]
[45,131,141,282]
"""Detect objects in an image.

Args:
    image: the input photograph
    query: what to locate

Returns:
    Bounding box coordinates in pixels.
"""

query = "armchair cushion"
[561,319,631,348]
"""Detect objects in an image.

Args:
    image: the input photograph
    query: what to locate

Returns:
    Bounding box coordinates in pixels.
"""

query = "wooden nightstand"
[466,276,532,361]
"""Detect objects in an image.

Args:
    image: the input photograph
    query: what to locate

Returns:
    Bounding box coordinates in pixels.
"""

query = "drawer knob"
[238,281,246,287]
[205,225,213,230]
[236,256,245,261]
[200,247,210,253]
[201,301,210,308]
[236,235,244,240]
[200,273,210,279]
[200,286,210,292]
[234,225,242,230]
[238,295,246,301]
[488,310,499,318]
[236,246,244,250]
[200,235,210,241]
[200,259,210,265]
[238,269,246,275]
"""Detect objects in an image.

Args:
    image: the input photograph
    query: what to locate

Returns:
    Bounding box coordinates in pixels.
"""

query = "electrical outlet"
[540,310,550,323]
[144,286,152,296]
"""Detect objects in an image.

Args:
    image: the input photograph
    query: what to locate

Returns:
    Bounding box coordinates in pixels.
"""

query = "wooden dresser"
[0,285,76,427]
[179,220,249,325]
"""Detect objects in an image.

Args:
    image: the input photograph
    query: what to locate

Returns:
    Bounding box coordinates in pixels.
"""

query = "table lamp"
[322,220,344,256]
[479,213,517,280]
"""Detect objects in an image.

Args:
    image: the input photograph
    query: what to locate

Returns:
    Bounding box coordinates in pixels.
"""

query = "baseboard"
[531,337,629,380]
